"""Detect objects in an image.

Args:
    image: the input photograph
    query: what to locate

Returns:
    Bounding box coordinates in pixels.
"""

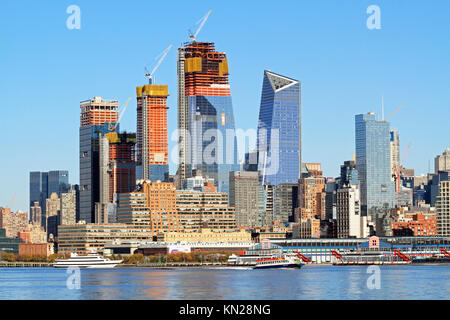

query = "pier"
[0,262,53,268]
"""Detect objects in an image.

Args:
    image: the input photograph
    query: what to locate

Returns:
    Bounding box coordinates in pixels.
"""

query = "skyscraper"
[30,171,69,215]
[355,112,395,217]
[229,171,265,227]
[177,41,239,194]
[97,132,136,223]
[136,84,169,181]
[436,180,450,236]
[257,70,301,186]
[79,96,119,223]
[390,128,400,182]
[435,149,450,174]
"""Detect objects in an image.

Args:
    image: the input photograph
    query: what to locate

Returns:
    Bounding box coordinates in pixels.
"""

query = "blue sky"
[1,0,449,212]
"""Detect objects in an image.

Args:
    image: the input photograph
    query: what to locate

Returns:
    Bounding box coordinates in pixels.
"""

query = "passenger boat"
[253,255,302,269]
[227,240,303,269]
[53,252,122,268]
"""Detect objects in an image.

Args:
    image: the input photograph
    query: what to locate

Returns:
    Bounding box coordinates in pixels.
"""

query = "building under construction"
[136,84,169,182]
[177,41,239,193]
[79,97,119,223]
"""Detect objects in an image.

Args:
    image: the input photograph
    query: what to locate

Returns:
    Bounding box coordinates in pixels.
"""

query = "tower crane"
[394,142,411,192]
[109,97,132,132]
[384,104,405,122]
[10,193,16,209]
[144,44,173,85]
[188,10,212,42]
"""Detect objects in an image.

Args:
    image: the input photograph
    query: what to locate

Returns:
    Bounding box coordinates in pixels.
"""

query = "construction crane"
[188,10,212,42]
[144,44,173,85]
[394,142,411,192]
[9,193,16,210]
[384,104,405,122]
[108,97,132,132]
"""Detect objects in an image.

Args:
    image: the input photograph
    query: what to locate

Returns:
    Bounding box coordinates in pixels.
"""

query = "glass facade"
[189,95,239,194]
[30,170,69,216]
[257,70,301,186]
[355,113,395,216]
[79,124,118,223]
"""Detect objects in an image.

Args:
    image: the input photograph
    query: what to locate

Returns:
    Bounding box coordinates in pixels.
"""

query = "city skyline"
[2,1,450,212]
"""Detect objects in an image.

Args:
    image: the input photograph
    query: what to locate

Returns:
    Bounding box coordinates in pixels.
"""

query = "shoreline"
[2,262,450,268]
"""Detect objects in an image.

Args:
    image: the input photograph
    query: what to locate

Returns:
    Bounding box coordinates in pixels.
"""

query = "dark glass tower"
[79,97,119,223]
[29,171,69,215]
[257,70,301,186]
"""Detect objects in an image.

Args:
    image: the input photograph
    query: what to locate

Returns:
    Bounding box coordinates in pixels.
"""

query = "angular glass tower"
[177,42,239,194]
[257,70,301,186]
[355,112,395,216]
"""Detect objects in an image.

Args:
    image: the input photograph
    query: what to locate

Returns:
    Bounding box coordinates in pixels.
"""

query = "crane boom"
[144,44,173,84]
[189,10,212,42]
[384,104,405,122]
[110,97,132,132]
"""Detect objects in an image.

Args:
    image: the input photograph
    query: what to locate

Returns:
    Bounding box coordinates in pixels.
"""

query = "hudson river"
[0,265,448,300]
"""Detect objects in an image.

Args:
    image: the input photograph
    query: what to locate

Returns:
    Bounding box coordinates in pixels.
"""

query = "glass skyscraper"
[355,112,395,216]
[79,97,119,223]
[177,42,239,194]
[29,170,69,215]
[257,70,301,186]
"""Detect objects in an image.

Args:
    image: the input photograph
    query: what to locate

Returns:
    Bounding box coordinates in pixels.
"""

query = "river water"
[0,265,448,300]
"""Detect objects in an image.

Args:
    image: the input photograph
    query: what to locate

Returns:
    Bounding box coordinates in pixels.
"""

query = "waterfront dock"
[0,262,52,267]
[129,262,227,268]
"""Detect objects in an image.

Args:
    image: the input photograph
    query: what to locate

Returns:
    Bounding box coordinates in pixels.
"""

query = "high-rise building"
[60,188,77,226]
[340,160,359,188]
[273,183,298,224]
[176,190,237,232]
[229,171,265,227]
[45,192,60,236]
[296,164,326,238]
[30,171,69,215]
[436,181,450,236]
[355,112,395,217]
[336,184,368,238]
[0,208,28,238]
[97,132,136,223]
[435,149,450,174]
[136,84,169,181]
[390,128,400,181]
[177,41,239,194]
[79,96,119,224]
[257,70,301,186]
[117,181,179,238]
[30,201,42,225]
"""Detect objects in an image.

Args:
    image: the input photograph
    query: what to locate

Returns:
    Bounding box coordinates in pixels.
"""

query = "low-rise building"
[0,207,28,238]
[57,222,153,253]
[18,243,54,256]
[391,214,437,237]
[156,228,252,243]
[0,228,22,254]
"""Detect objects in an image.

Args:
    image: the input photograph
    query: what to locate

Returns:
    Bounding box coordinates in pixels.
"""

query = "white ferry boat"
[253,254,302,269]
[53,252,122,268]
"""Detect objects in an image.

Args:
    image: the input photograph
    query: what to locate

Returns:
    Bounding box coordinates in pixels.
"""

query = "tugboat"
[54,252,122,268]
